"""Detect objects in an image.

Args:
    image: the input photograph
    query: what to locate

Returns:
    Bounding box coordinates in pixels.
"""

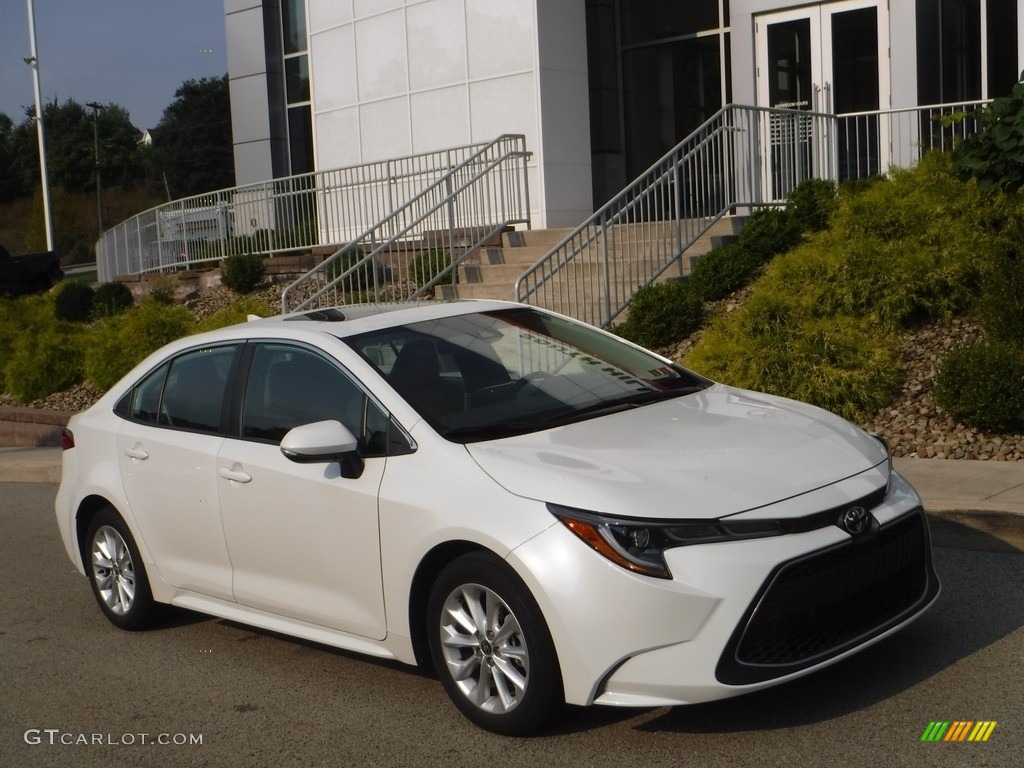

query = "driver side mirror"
[280,420,364,478]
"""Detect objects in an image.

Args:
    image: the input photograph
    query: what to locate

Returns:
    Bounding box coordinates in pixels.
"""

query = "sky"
[1,0,228,131]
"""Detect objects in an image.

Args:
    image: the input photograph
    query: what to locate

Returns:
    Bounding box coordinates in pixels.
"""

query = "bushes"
[685,290,903,422]
[409,249,456,295]
[936,342,1024,432]
[92,281,134,318]
[951,72,1024,192]
[85,300,194,392]
[54,281,95,322]
[220,252,266,293]
[4,326,85,403]
[737,206,801,264]
[687,243,760,303]
[616,282,704,349]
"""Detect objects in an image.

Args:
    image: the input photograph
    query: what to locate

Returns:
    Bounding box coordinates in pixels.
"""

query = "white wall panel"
[311,25,359,111]
[410,86,472,151]
[408,0,468,90]
[359,97,413,160]
[466,0,536,79]
[355,10,409,101]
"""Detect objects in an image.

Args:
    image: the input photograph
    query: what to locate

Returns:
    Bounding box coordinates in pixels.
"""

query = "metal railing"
[281,135,531,313]
[95,136,530,283]
[515,100,988,328]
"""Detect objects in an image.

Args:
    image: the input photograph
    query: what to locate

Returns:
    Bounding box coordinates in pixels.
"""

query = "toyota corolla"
[55,300,939,735]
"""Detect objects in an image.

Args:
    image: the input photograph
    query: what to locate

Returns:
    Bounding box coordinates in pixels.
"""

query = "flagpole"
[25,0,55,251]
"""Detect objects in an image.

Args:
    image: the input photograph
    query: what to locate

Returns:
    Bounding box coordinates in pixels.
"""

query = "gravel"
[4,281,1021,461]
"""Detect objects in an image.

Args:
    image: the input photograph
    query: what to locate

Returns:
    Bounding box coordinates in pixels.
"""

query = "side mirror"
[280,420,364,478]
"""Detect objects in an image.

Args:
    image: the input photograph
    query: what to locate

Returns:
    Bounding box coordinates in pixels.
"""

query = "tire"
[85,507,158,631]
[427,551,564,735]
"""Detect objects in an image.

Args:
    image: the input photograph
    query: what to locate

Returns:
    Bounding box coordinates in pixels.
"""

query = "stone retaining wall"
[0,407,74,447]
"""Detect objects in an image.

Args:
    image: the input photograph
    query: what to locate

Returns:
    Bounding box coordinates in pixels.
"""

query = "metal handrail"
[515,100,988,328]
[95,137,528,283]
[281,135,531,313]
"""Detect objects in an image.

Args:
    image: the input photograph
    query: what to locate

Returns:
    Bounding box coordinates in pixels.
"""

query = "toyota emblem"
[840,506,870,535]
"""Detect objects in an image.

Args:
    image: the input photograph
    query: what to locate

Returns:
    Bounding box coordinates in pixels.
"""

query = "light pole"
[25,0,54,251]
[86,101,104,238]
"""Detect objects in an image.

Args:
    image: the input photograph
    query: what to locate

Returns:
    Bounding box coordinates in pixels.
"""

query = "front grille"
[716,510,938,685]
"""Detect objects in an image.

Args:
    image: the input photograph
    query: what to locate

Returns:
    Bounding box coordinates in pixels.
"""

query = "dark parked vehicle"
[0,244,63,296]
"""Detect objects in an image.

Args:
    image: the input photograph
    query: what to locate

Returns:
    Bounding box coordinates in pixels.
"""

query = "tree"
[8,99,145,195]
[146,75,234,199]
[0,113,26,201]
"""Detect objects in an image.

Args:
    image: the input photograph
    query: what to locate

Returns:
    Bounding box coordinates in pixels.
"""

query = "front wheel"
[427,552,564,735]
[85,507,158,631]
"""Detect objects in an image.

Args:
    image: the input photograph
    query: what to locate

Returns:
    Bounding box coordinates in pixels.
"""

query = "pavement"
[2,447,1021,551]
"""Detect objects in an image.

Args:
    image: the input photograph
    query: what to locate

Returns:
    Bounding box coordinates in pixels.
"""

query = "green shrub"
[85,300,194,392]
[951,73,1024,192]
[196,296,275,333]
[4,326,85,403]
[787,178,838,233]
[148,275,177,304]
[326,249,389,296]
[54,281,95,322]
[684,290,903,422]
[92,281,135,318]
[935,341,1024,431]
[978,250,1024,344]
[616,281,704,349]
[738,207,801,264]
[687,243,760,303]
[220,252,266,294]
[409,249,456,294]
[0,294,54,393]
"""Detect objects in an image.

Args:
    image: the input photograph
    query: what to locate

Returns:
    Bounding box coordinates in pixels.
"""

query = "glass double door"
[756,1,889,196]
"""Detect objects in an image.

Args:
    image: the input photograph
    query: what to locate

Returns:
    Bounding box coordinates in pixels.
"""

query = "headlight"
[548,504,784,580]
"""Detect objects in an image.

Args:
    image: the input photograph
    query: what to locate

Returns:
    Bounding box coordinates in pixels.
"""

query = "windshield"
[346,307,710,442]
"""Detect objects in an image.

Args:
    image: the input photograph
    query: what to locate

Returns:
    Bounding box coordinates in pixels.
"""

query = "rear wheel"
[86,507,158,630]
[427,552,563,735]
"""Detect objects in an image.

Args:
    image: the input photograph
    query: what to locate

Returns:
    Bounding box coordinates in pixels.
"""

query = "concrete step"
[502,228,576,249]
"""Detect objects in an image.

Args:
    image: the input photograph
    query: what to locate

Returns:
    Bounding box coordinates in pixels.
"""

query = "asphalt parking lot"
[1,483,1020,767]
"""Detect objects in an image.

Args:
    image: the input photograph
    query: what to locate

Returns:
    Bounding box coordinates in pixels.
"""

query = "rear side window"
[157,346,238,433]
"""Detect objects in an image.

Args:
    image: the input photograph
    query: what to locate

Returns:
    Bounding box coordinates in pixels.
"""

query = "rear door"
[116,343,240,599]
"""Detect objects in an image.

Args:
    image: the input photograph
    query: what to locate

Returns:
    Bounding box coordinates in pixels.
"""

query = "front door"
[755,1,889,196]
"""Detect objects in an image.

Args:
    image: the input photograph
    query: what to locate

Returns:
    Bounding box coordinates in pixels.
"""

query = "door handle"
[124,447,149,460]
[219,467,252,484]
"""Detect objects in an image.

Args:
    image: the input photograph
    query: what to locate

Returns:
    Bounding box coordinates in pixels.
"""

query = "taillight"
[60,428,75,451]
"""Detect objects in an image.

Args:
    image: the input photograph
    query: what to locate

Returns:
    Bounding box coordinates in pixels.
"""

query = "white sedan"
[55,300,939,735]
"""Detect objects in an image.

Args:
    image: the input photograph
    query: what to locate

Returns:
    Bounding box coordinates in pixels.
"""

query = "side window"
[158,346,238,433]
[241,343,389,454]
[128,362,169,424]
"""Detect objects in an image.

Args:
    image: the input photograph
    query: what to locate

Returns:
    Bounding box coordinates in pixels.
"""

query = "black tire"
[85,507,158,631]
[427,551,564,735]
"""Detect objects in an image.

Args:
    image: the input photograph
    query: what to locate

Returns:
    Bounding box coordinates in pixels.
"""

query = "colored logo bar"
[920,721,997,742]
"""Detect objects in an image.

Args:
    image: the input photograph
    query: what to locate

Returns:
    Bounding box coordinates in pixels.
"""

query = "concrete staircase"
[441,216,745,311]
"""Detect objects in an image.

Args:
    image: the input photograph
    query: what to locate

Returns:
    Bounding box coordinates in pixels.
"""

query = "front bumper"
[507,470,939,708]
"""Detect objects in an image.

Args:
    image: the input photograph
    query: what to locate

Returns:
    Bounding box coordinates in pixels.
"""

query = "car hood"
[465,385,886,519]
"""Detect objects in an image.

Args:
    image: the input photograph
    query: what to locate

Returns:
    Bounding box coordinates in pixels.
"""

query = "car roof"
[231,298,524,339]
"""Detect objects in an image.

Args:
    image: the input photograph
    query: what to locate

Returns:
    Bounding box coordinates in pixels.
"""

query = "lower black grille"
[716,509,939,685]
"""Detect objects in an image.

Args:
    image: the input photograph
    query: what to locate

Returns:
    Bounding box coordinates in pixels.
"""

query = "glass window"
[128,362,170,424]
[620,0,721,45]
[622,35,722,177]
[348,308,709,442]
[158,346,239,433]
[285,56,310,104]
[288,105,314,174]
[241,343,388,454]
[282,0,307,55]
